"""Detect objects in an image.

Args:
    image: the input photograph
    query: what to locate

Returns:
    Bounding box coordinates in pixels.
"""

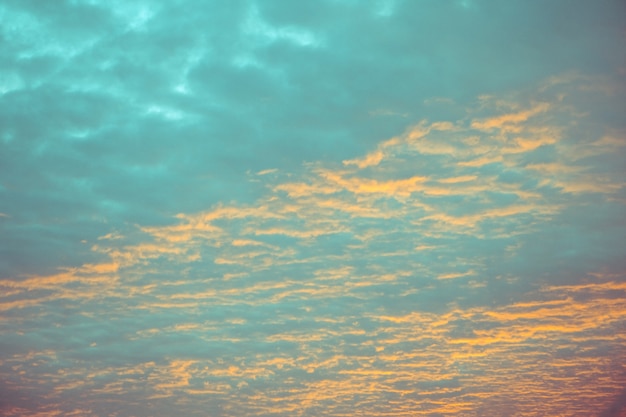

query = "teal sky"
[1,1,625,416]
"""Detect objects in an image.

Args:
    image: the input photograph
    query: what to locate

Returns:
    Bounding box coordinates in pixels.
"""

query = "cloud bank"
[1,0,625,416]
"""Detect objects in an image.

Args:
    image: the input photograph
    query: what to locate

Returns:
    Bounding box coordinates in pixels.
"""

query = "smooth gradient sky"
[1,1,625,416]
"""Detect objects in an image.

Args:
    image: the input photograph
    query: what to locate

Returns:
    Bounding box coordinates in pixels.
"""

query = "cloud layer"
[1,0,625,416]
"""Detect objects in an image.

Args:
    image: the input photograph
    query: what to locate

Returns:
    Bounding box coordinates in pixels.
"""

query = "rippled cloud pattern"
[1,1,625,416]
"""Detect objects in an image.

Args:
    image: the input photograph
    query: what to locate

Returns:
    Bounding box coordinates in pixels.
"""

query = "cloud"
[470,102,551,132]
[2,72,624,415]
[1,0,625,415]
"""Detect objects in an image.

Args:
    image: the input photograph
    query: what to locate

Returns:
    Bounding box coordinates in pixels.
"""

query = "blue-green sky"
[1,1,625,416]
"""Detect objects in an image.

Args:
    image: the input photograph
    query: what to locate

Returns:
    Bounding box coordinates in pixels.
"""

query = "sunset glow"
[1,1,625,416]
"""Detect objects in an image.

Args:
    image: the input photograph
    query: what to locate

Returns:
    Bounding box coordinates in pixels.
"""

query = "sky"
[1,0,625,416]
